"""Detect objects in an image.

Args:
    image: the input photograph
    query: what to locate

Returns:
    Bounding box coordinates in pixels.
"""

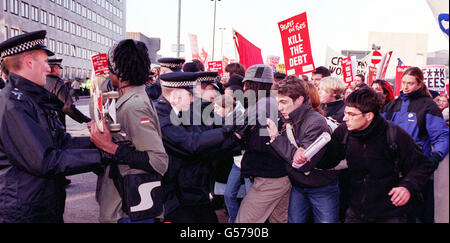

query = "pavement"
[64,97,230,223]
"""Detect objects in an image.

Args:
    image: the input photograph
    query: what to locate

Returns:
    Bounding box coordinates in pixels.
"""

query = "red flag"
[233,30,264,70]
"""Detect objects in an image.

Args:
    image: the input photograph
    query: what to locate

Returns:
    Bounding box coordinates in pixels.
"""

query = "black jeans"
[345,208,407,223]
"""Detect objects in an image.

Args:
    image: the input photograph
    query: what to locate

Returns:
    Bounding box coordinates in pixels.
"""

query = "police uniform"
[154,72,238,223]
[145,58,185,101]
[45,58,91,128]
[0,30,103,223]
[191,71,220,131]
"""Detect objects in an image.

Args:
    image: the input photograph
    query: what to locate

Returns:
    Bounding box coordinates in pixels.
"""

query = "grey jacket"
[270,101,338,188]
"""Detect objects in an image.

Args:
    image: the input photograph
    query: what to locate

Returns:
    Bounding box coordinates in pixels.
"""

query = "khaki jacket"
[96,85,168,223]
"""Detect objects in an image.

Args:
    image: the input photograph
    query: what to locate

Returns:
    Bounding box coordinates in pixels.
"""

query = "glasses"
[344,111,366,119]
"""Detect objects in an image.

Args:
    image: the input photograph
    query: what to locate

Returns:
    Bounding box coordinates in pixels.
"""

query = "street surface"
[64,97,229,223]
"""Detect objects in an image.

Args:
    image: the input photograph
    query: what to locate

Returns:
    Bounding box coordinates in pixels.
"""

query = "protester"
[183,62,201,73]
[154,72,239,223]
[434,93,449,112]
[222,74,248,223]
[318,76,346,123]
[354,74,365,85]
[301,74,309,83]
[372,79,395,108]
[0,30,105,223]
[295,87,435,223]
[381,67,449,223]
[311,66,331,88]
[274,72,287,82]
[343,85,356,101]
[235,64,291,223]
[355,82,368,90]
[89,39,169,223]
[192,59,205,72]
[268,77,339,223]
[223,63,246,84]
[45,58,91,128]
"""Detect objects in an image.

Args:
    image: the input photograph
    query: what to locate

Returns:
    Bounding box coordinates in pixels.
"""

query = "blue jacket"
[381,90,449,158]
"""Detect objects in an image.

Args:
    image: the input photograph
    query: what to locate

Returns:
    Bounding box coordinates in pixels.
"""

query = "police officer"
[146,57,185,101]
[45,58,91,128]
[0,30,105,223]
[89,39,169,223]
[154,72,239,223]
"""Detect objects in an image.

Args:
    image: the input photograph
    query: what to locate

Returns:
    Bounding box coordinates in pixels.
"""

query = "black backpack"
[341,121,402,179]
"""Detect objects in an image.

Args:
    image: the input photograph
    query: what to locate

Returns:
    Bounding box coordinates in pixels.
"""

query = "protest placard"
[342,56,357,86]
[278,12,315,75]
[276,64,286,74]
[266,55,281,72]
[91,53,109,76]
[367,66,377,86]
[423,65,447,94]
[326,54,369,81]
[208,61,224,75]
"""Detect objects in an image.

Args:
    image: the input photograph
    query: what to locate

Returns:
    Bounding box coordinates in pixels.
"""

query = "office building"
[1,0,126,79]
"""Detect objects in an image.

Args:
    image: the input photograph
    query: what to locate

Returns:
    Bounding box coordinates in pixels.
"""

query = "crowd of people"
[0,30,448,224]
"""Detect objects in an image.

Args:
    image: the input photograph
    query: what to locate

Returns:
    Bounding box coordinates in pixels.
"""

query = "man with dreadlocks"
[89,39,169,223]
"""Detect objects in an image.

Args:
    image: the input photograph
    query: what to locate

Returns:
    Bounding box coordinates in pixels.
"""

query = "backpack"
[341,121,402,179]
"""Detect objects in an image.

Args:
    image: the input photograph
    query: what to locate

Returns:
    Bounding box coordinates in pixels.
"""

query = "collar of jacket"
[349,114,387,141]
[322,99,344,109]
[47,74,61,79]
[283,99,312,126]
[116,85,146,109]
[9,72,50,103]
[400,89,430,101]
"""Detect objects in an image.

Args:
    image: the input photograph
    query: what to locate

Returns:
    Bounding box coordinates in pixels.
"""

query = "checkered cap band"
[196,76,217,83]
[1,39,45,58]
[160,80,196,88]
[160,63,183,69]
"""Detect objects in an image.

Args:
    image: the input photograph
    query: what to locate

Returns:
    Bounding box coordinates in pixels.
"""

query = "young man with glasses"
[294,87,434,223]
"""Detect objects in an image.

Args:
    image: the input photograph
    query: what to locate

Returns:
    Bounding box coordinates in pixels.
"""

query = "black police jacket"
[45,74,91,127]
[153,95,237,216]
[0,73,103,223]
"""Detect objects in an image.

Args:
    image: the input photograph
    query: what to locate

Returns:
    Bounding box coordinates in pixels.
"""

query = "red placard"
[91,53,109,76]
[278,12,315,76]
[342,56,356,87]
[395,66,411,97]
[208,61,223,76]
[367,66,377,86]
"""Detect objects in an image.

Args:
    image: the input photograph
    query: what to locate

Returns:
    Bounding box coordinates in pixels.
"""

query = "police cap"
[160,72,197,93]
[158,57,185,72]
[0,30,55,59]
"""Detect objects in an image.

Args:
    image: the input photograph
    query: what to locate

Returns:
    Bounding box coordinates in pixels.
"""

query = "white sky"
[126,0,449,66]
